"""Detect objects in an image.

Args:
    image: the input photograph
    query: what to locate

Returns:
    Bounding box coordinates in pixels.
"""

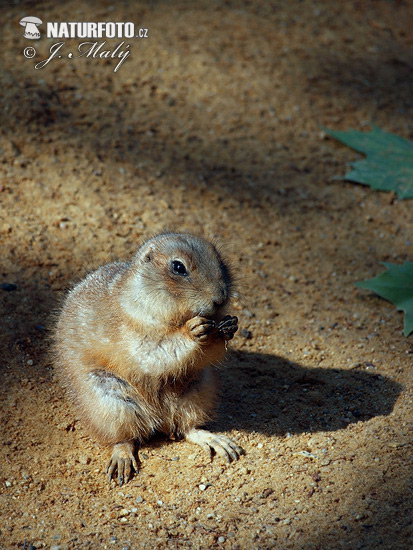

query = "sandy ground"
[1,1,413,549]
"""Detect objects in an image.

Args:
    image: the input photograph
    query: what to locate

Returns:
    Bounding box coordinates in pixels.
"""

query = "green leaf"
[327,126,413,199]
[356,262,413,336]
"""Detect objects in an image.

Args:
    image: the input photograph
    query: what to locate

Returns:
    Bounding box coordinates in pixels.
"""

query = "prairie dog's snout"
[52,232,242,486]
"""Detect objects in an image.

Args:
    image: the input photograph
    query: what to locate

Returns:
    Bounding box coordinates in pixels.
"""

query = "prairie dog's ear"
[135,241,157,264]
[143,248,153,263]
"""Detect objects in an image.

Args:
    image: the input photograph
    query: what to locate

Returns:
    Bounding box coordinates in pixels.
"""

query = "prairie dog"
[53,232,242,485]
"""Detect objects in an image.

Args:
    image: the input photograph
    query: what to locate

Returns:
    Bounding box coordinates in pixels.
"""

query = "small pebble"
[26,359,34,366]
[217,536,226,543]
[157,500,163,506]
[257,443,263,449]
[135,496,143,503]
[0,283,17,291]
[119,509,129,516]
[119,517,128,523]
[5,480,12,487]
[130,507,138,513]
[199,484,207,491]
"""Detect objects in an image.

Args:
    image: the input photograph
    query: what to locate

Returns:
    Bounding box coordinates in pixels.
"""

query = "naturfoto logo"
[20,16,42,39]
[47,21,147,39]
[20,16,148,72]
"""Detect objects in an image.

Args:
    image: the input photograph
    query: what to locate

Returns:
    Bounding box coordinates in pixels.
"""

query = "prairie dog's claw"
[186,429,245,462]
[217,315,238,340]
[186,316,217,342]
[107,442,139,485]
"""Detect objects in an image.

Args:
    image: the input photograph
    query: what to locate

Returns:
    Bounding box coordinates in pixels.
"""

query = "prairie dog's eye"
[171,260,188,276]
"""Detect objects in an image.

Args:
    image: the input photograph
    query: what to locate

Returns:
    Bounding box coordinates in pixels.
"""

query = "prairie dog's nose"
[213,288,227,308]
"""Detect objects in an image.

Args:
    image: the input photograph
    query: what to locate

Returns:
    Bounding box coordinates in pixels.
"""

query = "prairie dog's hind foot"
[186,428,244,462]
[107,441,139,486]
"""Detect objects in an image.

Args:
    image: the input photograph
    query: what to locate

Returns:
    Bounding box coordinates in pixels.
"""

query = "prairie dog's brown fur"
[53,232,242,484]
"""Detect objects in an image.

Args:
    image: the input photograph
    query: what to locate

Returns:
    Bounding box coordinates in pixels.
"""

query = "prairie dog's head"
[121,233,233,326]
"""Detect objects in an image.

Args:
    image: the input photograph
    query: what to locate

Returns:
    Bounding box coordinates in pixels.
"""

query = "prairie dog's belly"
[120,327,197,376]
[71,326,198,382]
[88,364,215,439]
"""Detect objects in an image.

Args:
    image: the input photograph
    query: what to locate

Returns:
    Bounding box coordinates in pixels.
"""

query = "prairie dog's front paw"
[217,315,238,341]
[186,316,217,342]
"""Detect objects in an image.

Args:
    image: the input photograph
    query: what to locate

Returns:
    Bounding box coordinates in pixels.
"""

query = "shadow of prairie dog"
[52,232,243,485]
